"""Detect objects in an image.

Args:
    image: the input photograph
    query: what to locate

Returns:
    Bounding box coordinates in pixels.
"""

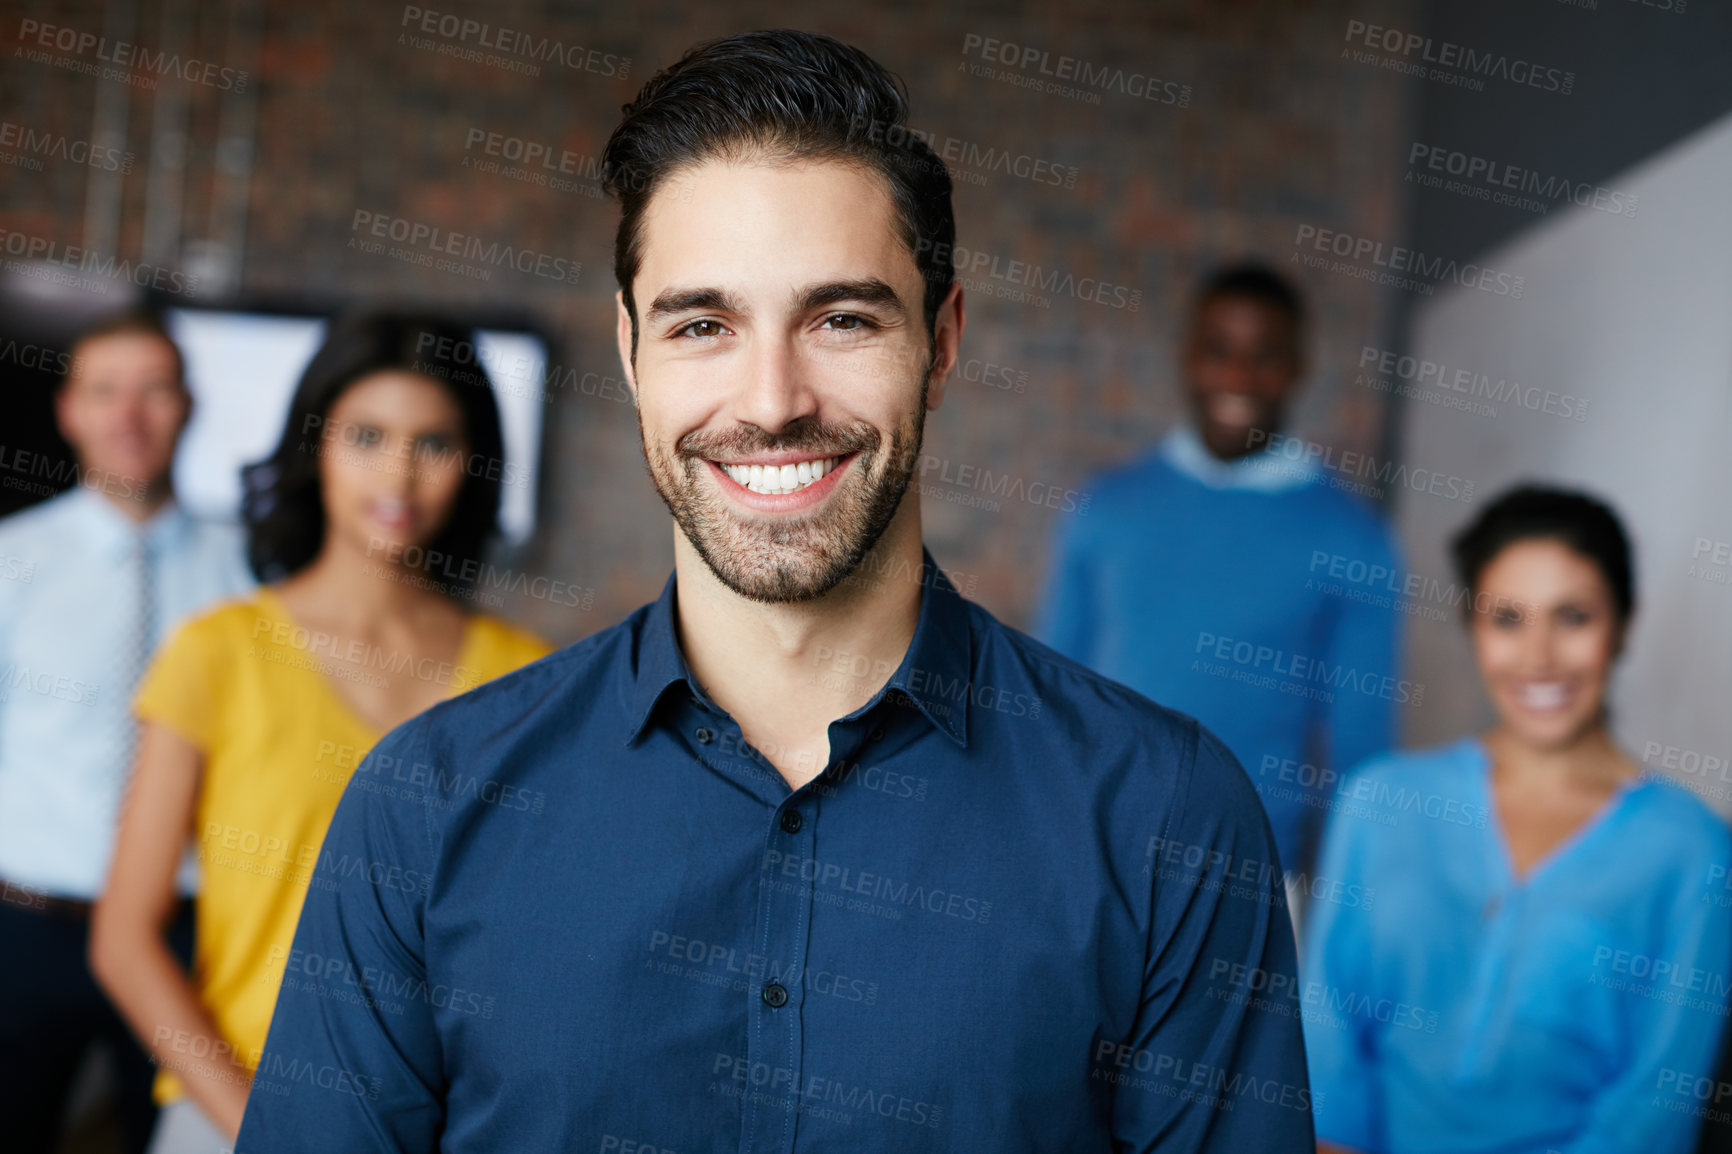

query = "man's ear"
[614,290,638,404]
[924,281,965,412]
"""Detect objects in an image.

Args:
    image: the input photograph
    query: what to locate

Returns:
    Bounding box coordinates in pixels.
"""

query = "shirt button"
[869,724,886,742]
[695,727,713,744]
[779,809,803,834]
[761,982,789,1008]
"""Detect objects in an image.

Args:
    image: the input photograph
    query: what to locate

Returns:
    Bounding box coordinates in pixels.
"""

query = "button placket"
[742,790,818,1153]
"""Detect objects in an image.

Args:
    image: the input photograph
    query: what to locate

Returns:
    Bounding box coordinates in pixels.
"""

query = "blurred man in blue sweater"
[1037,263,1402,883]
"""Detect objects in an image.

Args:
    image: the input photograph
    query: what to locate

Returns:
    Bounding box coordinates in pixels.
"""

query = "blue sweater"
[1036,430,1403,875]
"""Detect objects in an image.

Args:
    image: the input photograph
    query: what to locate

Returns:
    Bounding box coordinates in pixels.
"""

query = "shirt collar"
[66,486,192,561]
[1158,423,1317,493]
[625,547,972,749]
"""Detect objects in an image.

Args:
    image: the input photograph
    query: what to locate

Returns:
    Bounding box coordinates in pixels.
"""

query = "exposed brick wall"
[0,0,1420,643]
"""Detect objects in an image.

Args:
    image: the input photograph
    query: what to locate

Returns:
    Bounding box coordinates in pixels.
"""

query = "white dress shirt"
[1157,422,1320,492]
[0,486,253,899]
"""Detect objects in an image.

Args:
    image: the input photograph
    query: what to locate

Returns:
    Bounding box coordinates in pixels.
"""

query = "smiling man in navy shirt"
[236,29,1311,1153]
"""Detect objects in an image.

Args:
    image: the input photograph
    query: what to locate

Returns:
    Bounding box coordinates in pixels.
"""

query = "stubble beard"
[639,376,930,604]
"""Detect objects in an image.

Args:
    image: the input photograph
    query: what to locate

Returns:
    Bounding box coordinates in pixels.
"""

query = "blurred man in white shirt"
[0,309,253,1153]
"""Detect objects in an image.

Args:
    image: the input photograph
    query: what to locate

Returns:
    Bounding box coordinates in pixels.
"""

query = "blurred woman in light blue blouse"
[1305,485,1732,1154]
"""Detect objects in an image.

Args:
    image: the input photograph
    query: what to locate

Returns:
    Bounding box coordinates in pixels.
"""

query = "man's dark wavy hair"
[240,311,505,596]
[601,29,955,359]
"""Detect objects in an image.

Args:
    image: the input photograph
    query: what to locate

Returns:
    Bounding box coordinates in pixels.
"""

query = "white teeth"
[718,456,842,495]
[1519,682,1569,710]
[1211,395,1257,423]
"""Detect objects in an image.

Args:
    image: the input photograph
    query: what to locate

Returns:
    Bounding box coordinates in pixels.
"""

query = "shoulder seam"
[1146,713,1202,975]
[977,605,1168,708]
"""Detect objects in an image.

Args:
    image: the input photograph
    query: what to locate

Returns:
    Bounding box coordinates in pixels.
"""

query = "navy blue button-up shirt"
[236,551,1311,1152]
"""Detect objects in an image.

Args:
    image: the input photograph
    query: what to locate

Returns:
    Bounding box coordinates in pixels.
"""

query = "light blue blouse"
[1303,737,1732,1154]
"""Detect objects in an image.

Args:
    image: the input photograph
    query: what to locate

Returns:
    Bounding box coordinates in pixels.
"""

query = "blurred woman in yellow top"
[90,312,553,1151]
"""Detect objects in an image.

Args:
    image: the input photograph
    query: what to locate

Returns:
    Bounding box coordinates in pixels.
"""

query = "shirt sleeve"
[133,611,228,751]
[1109,724,1315,1152]
[1033,508,1097,665]
[1319,524,1401,804]
[1300,788,1382,1151]
[234,721,444,1154]
[1554,831,1732,1154]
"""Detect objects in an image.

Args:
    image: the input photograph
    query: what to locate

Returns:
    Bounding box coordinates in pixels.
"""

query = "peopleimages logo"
[960,34,1192,107]
[1089,1043,1317,1114]
[1357,346,1588,423]
[1255,755,1488,831]
[16,18,251,90]
[398,7,629,78]
[1341,20,1574,95]
[0,227,199,297]
[848,114,1079,190]
[1293,225,1524,298]
[1307,548,1534,624]
[1193,631,1425,706]
[1407,143,1637,218]
[711,1054,944,1128]
[1206,959,1440,1034]
[349,211,581,284]
[0,121,133,173]
[912,452,1090,516]
[915,239,1141,311]
[1246,429,1476,504]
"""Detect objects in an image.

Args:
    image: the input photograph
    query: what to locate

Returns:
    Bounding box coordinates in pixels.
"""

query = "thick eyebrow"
[797,278,907,316]
[645,287,747,323]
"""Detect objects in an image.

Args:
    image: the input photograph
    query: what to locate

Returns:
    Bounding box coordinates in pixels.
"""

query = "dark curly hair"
[1449,484,1635,626]
[239,311,505,597]
[601,29,955,360]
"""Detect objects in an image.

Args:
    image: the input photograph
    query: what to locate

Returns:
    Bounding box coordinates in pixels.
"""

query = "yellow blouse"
[132,587,551,1102]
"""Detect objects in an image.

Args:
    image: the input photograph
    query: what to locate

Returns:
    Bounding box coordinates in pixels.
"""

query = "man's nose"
[731,338,819,434]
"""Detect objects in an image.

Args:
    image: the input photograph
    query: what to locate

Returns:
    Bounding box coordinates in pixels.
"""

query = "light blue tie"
[116,529,156,768]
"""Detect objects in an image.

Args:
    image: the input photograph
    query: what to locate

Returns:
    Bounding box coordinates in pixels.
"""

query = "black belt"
[1,877,93,919]
[0,876,194,921]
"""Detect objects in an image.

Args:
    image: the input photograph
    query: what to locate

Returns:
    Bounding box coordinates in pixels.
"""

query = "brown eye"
[1490,605,1523,628]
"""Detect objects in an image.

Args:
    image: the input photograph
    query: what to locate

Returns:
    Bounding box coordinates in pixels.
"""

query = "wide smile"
[1511,679,1577,715]
[368,497,416,532]
[705,452,857,512]
[1207,393,1261,426]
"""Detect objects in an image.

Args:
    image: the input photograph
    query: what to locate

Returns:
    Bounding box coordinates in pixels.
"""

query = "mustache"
[677,419,880,462]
